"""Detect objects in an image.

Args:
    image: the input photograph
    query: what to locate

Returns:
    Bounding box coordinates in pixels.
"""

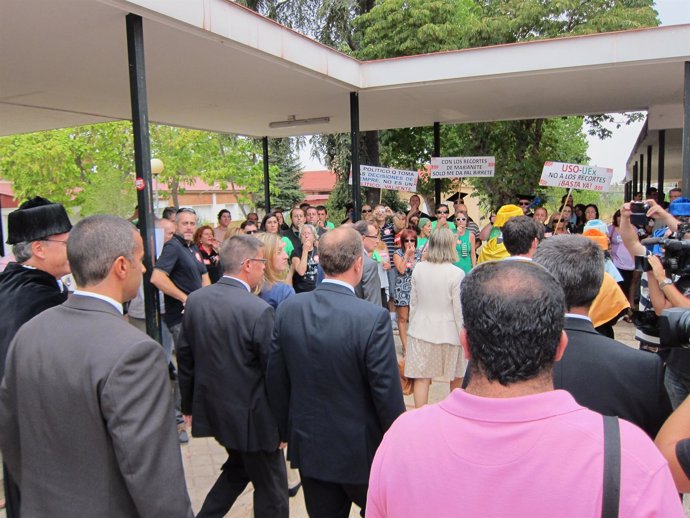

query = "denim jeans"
[664,366,690,410]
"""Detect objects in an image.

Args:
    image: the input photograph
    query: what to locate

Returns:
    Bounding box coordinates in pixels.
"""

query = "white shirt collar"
[504,255,533,261]
[73,290,123,315]
[565,312,592,323]
[224,275,250,292]
[322,278,355,294]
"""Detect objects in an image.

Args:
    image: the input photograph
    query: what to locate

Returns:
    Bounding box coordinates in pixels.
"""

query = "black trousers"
[196,448,288,518]
[301,475,368,518]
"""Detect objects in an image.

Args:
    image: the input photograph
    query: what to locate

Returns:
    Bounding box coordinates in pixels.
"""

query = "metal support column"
[646,145,653,194]
[639,154,645,196]
[350,92,361,222]
[126,13,161,343]
[658,130,666,202]
[681,61,690,196]
[433,122,441,206]
[633,162,638,197]
[262,137,271,213]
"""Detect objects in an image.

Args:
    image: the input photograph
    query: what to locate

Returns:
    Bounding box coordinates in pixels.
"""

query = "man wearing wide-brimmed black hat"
[0,196,71,518]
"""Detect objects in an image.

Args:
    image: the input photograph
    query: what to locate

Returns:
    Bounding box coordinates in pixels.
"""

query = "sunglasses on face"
[362,208,372,213]
[404,239,416,243]
[245,230,257,234]
[436,211,448,215]
[456,217,467,222]
[518,202,530,206]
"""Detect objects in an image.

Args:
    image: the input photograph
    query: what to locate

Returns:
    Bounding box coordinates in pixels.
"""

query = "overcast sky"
[301,1,690,181]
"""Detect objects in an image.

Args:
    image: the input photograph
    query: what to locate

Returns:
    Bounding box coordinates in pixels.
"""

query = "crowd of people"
[2,188,690,517]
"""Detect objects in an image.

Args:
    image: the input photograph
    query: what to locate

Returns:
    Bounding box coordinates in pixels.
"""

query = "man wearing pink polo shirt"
[367,260,683,518]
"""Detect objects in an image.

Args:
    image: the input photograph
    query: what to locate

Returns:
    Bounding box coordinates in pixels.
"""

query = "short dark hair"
[502,216,543,255]
[68,215,137,287]
[533,235,604,310]
[319,227,362,275]
[217,209,231,221]
[462,261,566,385]
[161,206,177,220]
[316,205,327,213]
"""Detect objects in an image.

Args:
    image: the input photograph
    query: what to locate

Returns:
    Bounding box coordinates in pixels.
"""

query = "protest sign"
[350,165,418,192]
[539,162,613,192]
[430,156,495,178]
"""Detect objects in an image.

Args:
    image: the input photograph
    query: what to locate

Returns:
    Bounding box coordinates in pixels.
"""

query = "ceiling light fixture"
[269,115,331,129]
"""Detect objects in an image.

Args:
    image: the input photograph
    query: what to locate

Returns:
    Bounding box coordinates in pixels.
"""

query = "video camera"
[635,223,690,276]
[658,308,690,349]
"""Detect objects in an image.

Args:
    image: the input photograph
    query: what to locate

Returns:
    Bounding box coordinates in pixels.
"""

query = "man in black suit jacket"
[267,226,405,518]
[178,235,288,518]
[534,235,671,438]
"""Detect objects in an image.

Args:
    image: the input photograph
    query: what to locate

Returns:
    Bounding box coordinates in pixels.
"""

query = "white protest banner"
[430,156,495,178]
[349,165,418,192]
[539,161,613,192]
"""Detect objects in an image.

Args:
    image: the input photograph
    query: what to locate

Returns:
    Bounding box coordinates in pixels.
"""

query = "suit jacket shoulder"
[555,317,671,437]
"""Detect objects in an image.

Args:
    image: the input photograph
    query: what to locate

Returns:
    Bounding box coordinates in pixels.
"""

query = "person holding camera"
[621,198,690,409]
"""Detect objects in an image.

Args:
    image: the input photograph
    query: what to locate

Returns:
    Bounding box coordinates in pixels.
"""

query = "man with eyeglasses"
[353,221,382,305]
[431,204,456,232]
[0,196,72,517]
[517,194,535,217]
[178,235,287,518]
[240,221,258,235]
[151,207,210,443]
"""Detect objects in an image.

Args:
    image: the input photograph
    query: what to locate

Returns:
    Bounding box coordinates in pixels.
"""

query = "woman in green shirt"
[453,214,475,273]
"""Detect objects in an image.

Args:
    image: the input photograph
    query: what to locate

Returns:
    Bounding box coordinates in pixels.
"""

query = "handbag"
[398,358,413,395]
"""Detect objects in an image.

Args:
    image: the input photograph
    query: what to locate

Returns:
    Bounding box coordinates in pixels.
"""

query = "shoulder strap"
[602,415,621,518]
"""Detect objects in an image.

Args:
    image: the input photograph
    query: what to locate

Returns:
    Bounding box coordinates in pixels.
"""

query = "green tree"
[258,137,304,211]
[352,0,657,209]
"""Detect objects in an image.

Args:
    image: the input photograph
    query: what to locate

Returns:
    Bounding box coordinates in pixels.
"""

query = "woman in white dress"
[405,228,466,408]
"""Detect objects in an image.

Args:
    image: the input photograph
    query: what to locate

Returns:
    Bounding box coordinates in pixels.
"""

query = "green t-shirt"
[281,236,294,257]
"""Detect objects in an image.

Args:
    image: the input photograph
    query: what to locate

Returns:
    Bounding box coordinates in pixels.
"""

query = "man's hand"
[648,256,667,284]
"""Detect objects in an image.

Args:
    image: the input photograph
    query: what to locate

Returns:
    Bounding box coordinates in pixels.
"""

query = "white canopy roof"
[2,0,690,138]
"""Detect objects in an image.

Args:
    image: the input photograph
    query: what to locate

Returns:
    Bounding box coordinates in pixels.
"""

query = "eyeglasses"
[361,208,372,213]
[436,210,449,215]
[243,258,267,265]
[518,202,530,206]
[364,234,379,240]
[42,239,68,245]
[176,207,197,215]
[404,239,416,243]
[455,217,467,222]
[245,230,257,234]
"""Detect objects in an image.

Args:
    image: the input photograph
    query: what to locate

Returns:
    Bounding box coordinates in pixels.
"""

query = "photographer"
[656,394,690,492]
[621,198,690,409]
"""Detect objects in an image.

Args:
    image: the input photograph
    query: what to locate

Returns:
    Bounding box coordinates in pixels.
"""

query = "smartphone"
[630,202,649,228]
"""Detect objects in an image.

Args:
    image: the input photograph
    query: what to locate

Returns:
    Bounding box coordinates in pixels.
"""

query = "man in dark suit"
[353,220,382,305]
[178,235,288,518]
[267,226,405,518]
[0,215,192,517]
[534,234,671,438]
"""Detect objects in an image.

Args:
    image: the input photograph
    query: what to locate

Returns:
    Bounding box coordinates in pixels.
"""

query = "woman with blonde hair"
[405,228,465,408]
[254,232,294,309]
